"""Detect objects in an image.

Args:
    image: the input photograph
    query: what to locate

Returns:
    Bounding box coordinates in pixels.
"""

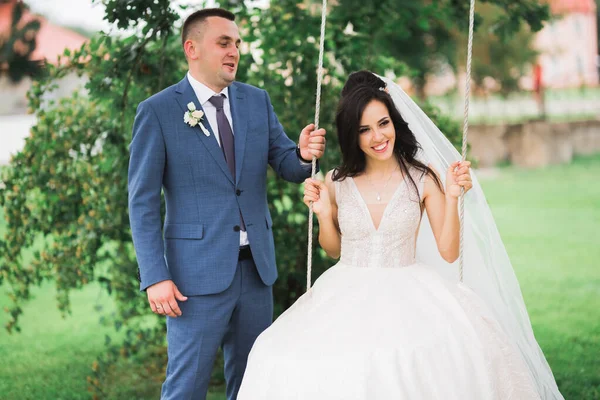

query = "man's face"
[192,17,241,89]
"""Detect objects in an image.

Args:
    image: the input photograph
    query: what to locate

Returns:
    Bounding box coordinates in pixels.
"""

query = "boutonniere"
[184,102,210,137]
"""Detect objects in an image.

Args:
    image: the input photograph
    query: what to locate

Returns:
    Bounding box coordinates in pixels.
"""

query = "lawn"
[479,154,600,399]
[1,154,599,399]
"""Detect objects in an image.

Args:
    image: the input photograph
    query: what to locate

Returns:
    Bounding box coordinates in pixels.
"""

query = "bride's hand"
[303,178,332,217]
[445,161,473,199]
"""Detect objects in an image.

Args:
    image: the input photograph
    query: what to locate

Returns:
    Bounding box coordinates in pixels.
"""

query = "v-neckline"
[348,175,406,232]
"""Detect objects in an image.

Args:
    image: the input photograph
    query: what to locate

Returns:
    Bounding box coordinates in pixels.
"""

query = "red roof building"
[534,0,599,88]
[548,0,597,15]
[0,0,87,65]
[0,1,89,115]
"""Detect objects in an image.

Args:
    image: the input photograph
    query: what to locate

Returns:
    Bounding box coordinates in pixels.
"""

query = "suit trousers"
[161,255,273,400]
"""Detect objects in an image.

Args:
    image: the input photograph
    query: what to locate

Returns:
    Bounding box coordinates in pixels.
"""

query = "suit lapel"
[229,83,248,185]
[174,77,234,185]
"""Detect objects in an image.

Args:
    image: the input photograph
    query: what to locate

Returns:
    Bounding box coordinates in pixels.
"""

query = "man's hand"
[299,123,326,161]
[147,280,188,317]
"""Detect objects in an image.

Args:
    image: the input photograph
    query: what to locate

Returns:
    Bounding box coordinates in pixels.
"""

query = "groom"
[128,8,326,400]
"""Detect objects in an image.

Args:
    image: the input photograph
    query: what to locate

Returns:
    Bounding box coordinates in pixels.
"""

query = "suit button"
[236,189,241,196]
[234,225,241,232]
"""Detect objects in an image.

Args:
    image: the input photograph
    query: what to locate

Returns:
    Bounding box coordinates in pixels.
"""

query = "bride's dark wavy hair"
[332,70,443,198]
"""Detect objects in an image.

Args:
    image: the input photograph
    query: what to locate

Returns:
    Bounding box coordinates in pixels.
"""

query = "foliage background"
[0,0,553,396]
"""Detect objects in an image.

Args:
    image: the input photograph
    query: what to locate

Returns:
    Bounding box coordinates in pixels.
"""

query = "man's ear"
[184,40,199,60]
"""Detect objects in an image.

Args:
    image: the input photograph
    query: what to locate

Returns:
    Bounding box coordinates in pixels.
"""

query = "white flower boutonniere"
[184,102,210,137]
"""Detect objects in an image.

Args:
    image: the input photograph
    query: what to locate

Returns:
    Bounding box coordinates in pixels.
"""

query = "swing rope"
[306,0,328,291]
[459,0,476,283]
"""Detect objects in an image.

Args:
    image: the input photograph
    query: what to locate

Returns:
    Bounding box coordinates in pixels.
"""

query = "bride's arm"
[422,161,472,263]
[303,170,341,259]
[318,171,341,259]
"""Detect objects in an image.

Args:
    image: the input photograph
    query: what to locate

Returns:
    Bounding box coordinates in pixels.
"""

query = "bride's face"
[358,100,396,162]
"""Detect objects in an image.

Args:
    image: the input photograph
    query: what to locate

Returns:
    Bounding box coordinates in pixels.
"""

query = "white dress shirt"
[187,72,249,246]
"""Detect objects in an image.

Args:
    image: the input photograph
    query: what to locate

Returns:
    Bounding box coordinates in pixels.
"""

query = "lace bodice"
[335,168,426,268]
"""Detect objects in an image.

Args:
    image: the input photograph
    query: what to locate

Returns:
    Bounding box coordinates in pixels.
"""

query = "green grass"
[1,155,599,399]
[0,282,227,399]
[480,154,600,399]
[0,283,118,399]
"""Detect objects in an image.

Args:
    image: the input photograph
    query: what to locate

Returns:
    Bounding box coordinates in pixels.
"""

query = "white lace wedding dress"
[237,168,540,400]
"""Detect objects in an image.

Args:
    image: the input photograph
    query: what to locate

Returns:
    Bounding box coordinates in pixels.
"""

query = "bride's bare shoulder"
[325,169,338,204]
[326,169,338,183]
[422,163,444,199]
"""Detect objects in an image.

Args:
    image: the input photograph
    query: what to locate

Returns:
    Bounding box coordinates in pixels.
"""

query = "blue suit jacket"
[128,76,314,295]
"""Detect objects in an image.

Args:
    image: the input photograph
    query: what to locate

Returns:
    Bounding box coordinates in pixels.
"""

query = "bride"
[237,71,563,399]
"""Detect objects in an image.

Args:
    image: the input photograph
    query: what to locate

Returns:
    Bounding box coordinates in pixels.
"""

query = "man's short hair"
[181,8,236,46]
